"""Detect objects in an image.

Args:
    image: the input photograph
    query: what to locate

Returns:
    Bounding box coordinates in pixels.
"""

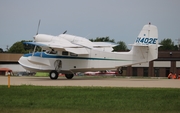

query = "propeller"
[33,20,41,42]
[36,19,41,35]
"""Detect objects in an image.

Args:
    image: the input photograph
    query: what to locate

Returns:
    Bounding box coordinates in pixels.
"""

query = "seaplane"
[18,22,159,80]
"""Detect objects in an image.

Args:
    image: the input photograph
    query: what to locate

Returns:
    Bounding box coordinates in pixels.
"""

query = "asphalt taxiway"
[0,76,179,88]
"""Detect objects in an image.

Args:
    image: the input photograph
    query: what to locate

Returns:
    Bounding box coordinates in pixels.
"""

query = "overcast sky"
[0,0,180,50]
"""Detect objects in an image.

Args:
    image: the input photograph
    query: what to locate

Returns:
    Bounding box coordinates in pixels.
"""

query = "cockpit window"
[46,49,57,54]
[70,52,78,56]
[50,50,57,54]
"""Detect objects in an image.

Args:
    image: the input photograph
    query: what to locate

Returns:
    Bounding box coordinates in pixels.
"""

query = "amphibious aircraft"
[18,22,159,80]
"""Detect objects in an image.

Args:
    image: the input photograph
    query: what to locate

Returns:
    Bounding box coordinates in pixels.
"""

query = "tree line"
[0,37,178,53]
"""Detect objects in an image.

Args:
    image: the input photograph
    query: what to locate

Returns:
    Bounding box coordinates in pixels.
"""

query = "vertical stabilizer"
[135,22,158,45]
[131,23,158,62]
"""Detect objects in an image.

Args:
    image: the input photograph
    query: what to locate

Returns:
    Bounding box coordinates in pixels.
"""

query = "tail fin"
[131,23,158,62]
[135,22,158,45]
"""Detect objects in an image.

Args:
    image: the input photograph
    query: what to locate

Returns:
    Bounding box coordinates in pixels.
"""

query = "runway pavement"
[0,76,180,88]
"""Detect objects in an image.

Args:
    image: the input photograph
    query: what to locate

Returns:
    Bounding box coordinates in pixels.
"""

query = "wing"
[92,42,117,47]
[92,42,117,52]
[65,48,89,54]
[24,41,79,48]
[23,42,89,55]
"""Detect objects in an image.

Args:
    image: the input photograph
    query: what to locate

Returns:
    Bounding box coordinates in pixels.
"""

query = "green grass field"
[0,85,179,113]
[35,72,49,77]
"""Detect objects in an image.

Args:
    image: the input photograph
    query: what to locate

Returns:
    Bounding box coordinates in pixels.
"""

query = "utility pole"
[6,45,8,51]
[175,38,180,50]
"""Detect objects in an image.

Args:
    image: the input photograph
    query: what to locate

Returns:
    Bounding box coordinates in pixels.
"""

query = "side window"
[46,50,57,54]
[70,52,78,57]
[62,51,69,55]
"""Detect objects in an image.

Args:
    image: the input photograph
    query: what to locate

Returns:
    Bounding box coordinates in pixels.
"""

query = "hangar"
[123,51,180,77]
[0,68,12,75]
[0,51,180,77]
[0,53,25,73]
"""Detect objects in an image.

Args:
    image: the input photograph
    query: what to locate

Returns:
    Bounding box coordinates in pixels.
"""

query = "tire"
[65,74,74,79]
[117,68,123,74]
[119,70,123,74]
[49,70,58,80]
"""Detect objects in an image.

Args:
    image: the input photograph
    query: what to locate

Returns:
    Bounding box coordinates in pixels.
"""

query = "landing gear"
[65,74,74,79]
[117,67,123,74]
[49,70,74,80]
[49,70,58,80]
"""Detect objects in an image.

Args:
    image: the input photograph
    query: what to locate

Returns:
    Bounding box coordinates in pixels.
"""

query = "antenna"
[63,30,67,34]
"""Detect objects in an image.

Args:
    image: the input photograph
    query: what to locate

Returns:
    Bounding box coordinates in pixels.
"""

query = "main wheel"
[117,67,123,74]
[49,70,58,80]
[65,74,74,79]
[119,69,123,74]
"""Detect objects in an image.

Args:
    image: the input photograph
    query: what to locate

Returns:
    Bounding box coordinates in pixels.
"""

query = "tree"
[8,41,26,53]
[8,40,40,53]
[89,36,115,42]
[113,41,129,51]
[159,38,178,51]
[0,48,3,53]
[89,37,128,51]
[21,40,35,52]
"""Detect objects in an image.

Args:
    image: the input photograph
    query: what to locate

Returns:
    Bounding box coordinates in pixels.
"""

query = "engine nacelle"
[34,34,53,42]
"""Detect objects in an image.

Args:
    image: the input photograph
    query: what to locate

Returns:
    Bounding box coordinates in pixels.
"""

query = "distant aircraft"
[84,70,117,76]
[18,22,159,80]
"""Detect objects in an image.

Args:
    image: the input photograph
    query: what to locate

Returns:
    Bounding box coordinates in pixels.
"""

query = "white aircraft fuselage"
[18,23,159,79]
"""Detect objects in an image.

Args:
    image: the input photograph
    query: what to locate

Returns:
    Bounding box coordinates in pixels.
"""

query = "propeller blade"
[36,19,41,35]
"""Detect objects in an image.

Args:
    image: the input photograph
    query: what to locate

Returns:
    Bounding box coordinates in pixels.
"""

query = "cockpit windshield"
[46,49,57,54]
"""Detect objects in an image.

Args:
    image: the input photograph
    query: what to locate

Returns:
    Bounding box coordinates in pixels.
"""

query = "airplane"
[18,22,159,80]
[84,70,117,76]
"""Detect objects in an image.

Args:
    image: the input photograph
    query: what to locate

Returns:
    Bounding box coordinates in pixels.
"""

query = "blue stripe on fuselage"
[23,52,130,61]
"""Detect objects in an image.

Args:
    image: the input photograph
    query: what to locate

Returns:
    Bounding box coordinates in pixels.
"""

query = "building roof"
[0,68,12,72]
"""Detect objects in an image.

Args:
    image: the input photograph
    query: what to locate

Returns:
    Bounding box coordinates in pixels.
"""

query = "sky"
[0,0,180,51]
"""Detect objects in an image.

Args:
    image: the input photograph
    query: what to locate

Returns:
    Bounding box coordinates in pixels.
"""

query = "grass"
[0,85,180,113]
[35,72,49,77]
